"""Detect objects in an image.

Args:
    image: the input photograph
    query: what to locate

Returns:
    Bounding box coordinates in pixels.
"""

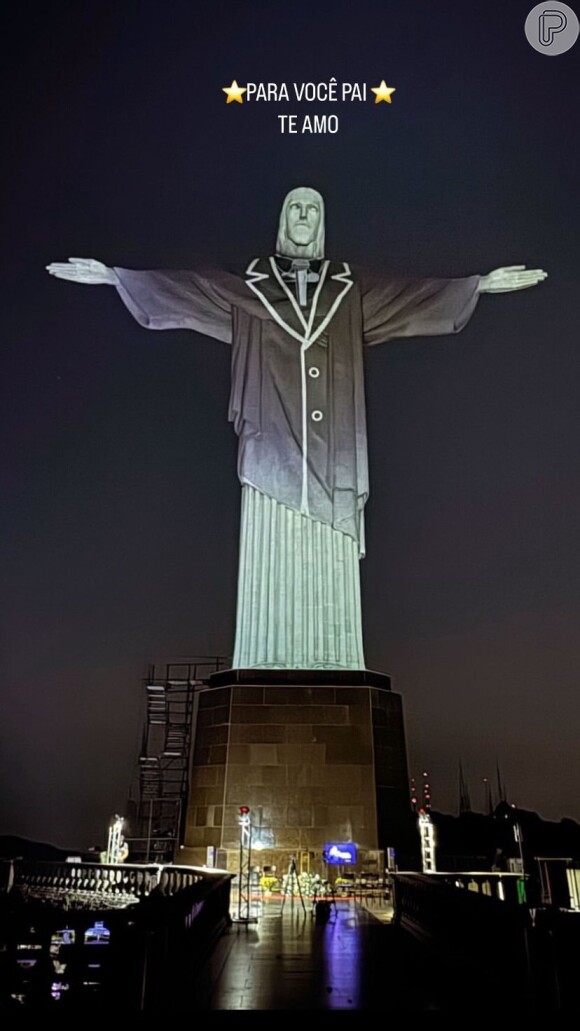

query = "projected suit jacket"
[114,257,481,554]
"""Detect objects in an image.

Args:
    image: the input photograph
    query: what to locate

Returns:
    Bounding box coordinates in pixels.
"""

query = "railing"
[392,872,532,1001]
[10,860,228,907]
[1,859,234,1010]
[147,657,230,684]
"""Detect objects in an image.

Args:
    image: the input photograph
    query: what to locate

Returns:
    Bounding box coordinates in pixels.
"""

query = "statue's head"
[275,186,325,260]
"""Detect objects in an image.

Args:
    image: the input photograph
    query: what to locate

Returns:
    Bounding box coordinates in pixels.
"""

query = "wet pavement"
[182,898,494,1011]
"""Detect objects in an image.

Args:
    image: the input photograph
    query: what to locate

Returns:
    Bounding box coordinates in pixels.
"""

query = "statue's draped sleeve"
[112,267,233,343]
[358,269,482,346]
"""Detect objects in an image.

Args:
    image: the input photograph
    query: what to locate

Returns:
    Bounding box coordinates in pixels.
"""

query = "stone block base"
[182,671,411,874]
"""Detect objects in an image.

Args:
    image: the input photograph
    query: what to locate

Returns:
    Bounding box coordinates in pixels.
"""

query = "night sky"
[1,1,579,849]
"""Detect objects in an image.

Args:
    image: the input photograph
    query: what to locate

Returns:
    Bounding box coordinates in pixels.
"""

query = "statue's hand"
[46,257,117,285]
[479,265,548,293]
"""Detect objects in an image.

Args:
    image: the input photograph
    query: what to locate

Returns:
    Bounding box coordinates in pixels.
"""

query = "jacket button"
[311,410,323,422]
[308,366,320,379]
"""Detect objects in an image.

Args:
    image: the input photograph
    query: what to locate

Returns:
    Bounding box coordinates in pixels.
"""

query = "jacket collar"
[245,257,353,348]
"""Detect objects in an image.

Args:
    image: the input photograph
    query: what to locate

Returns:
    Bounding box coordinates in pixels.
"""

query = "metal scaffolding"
[130,657,229,863]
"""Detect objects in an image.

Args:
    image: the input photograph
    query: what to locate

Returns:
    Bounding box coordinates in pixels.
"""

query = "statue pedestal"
[181,669,412,873]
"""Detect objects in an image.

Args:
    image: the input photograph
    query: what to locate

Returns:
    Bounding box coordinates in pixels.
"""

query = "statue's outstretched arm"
[361,260,548,346]
[46,257,117,284]
[48,257,234,344]
[361,270,482,346]
[479,265,548,293]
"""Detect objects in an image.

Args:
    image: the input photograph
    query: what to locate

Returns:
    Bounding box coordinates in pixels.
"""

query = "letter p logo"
[526,2,579,53]
[539,9,567,44]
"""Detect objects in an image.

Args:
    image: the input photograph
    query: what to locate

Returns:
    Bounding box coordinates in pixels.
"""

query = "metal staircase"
[130,658,229,863]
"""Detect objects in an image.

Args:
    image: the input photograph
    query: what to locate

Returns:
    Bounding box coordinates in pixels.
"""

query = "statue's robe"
[114,258,481,669]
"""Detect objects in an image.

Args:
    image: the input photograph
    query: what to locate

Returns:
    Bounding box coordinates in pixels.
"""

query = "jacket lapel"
[245,258,353,346]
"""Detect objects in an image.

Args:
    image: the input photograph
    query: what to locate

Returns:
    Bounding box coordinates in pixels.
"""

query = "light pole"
[235,805,256,923]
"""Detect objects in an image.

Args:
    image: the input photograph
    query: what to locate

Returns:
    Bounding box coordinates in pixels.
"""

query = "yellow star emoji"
[371,80,396,104]
[222,79,247,104]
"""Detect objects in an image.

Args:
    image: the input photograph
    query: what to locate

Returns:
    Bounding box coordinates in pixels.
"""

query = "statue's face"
[285,197,321,248]
[276,186,325,259]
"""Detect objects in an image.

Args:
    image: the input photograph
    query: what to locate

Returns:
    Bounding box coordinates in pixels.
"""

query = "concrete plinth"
[181,670,411,873]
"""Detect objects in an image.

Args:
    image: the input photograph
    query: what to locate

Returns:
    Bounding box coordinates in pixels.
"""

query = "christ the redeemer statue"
[47,188,547,671]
